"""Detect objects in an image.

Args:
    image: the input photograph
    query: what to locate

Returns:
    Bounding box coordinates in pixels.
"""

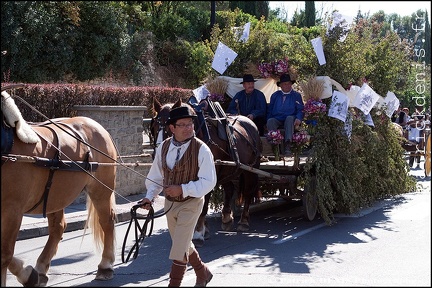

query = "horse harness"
[1,117,99,217]
[188,99,240,163]
[196,99,260,165]
[207,100,241,162]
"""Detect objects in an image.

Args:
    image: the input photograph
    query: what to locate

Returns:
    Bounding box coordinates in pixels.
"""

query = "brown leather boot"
[188,249,213,287]
[168,260,187,287]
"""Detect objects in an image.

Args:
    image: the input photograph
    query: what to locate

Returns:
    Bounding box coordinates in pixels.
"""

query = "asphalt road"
[6,167,430,287]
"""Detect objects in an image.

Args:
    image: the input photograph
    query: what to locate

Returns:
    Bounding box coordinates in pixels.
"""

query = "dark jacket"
[227,89,267,120]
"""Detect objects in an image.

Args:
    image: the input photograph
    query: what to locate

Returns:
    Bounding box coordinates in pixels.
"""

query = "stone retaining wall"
[72,105,153,203]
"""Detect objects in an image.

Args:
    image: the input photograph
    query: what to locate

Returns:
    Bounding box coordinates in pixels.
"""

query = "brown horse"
[149,96,262,247]
[1,87,117,286]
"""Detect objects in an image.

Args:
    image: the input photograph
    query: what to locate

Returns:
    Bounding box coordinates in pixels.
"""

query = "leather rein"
[121,202,173,263]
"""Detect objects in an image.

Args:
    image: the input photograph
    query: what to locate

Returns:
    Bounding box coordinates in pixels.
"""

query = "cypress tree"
[424,11,431,64]
[305,1,315,27]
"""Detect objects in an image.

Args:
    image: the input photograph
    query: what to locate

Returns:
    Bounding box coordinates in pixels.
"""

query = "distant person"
[226,74,267,136]
[396,107,410,127]
[266,74,304,156]
[391,106,402,122]
[138,105,217,287]
[407,105,426,168]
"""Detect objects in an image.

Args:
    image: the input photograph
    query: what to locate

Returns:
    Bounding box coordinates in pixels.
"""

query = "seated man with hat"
[226,74,267,136]
[266,73,304,156]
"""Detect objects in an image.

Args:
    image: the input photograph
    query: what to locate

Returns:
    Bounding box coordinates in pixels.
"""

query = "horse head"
[149,97,176,153]
[150,97,204,157]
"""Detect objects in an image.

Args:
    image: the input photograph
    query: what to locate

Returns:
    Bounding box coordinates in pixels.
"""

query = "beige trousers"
[165,197,204,262]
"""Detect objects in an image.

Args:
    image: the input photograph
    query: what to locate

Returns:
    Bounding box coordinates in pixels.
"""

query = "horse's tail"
[84,192,117,252]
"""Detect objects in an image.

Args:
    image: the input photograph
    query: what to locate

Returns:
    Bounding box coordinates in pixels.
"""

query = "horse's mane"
[1,91,39,144]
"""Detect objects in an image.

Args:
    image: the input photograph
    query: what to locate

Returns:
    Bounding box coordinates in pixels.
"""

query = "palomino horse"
[149,97,262,247]
[1,86,117,286]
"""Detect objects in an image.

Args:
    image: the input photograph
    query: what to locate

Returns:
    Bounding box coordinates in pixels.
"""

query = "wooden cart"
[214,138,318,221]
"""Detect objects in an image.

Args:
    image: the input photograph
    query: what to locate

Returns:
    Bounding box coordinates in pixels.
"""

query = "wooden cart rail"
[214,157,308,181]
[215,159,283,181]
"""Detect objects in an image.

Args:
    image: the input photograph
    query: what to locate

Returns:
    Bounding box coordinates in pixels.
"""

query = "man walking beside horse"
[138,104,217,287]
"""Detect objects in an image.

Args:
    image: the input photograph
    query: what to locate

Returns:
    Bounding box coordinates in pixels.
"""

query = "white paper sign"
[192,85,210,102]
[344,110,353,140]
[328,90,349,122]
[384,91,400,118]
[363,112,375,127]
[239,22,250,42]
[311,37,326,65]
[352,83,380,115]
[232,22,250,42]
[346,85,360,107]
[327,12,353,42]
[374,95,386,110]
[211,41,238,75]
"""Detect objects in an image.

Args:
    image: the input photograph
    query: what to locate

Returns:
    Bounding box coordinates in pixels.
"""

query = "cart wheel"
[302,175,317,221]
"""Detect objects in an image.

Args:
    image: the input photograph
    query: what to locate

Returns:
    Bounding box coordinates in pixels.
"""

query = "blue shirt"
[227,89,267,119]
[267,90,304,122]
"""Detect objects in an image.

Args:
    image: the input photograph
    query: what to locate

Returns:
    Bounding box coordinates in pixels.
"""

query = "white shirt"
[144,138,217,201]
